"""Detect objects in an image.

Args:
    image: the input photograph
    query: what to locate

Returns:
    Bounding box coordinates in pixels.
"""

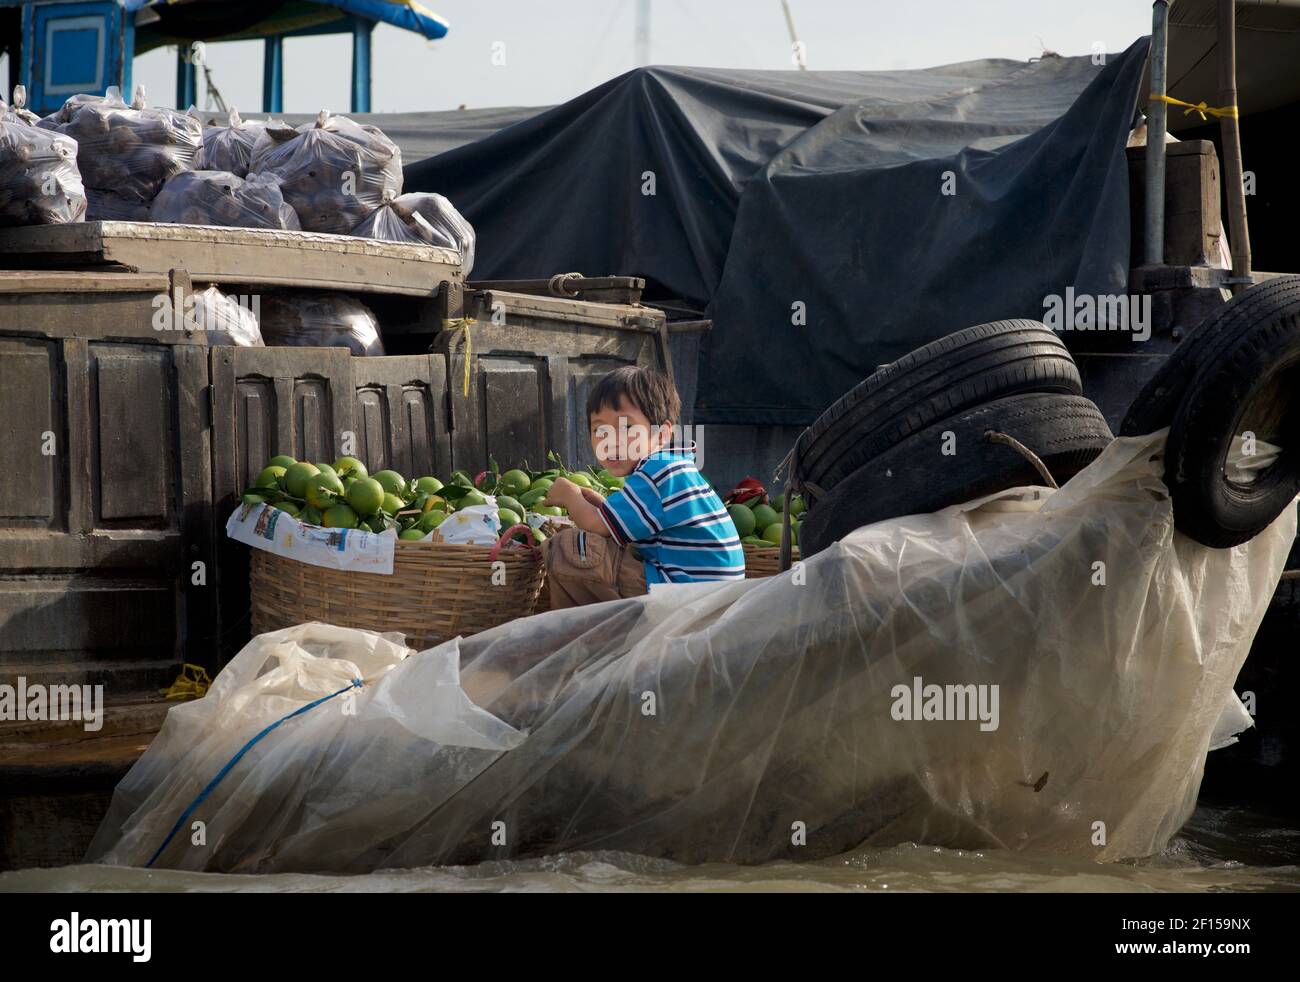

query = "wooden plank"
[211,345,356,661]
[545,354,576,467]
[467,276,645,305]
[0,222,464,298]
[0,338,58,527]
[174,343,217,670]
[0,271,169,294]
[1131,265,1236,291]
[62,339,92,537]
[1127,140,1221,268]
[470,290,663,331]
[480,356,547,469]
[92,345,172,525]
[350,354,452,478]
[0,291,181,344]
[439,318,651,363]
[0,532,187,571]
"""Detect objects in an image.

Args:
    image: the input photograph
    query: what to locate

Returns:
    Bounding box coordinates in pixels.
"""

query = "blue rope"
[145,678,363,869]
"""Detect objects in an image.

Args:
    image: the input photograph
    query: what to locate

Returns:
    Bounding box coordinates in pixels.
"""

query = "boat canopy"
[124,0,449,42]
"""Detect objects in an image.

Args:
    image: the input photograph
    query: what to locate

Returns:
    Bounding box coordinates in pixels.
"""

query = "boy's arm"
[544,478,612,536]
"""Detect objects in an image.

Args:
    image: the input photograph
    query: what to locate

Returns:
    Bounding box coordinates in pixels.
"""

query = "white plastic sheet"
[88,433,1293,872]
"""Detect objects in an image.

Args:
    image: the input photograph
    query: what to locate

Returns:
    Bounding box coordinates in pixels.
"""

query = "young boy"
[542,366,744,608]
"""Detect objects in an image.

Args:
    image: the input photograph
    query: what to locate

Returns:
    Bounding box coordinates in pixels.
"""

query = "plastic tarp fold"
[87,432,1290,873]
[405,41,1150,425]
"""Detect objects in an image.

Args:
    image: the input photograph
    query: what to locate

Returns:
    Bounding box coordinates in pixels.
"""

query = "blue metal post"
[176,44,197,109]
[351,18,373,113]
[263,35,284,113]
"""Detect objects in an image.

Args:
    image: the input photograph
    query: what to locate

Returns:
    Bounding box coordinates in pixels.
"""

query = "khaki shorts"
[542,527,648,610]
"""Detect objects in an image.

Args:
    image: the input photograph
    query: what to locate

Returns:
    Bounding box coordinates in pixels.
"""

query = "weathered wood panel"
[0,337,59,525]
[0,335,199,692]
[92,346,173,525]
[350,355,451,478]
[0,223,464,298]
[210,345,357,663]
[436,293,666,470]
[1127,140,1222,268]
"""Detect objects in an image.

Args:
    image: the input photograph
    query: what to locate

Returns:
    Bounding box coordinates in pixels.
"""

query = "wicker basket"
[249,527,545,651]
[743,543,800,578]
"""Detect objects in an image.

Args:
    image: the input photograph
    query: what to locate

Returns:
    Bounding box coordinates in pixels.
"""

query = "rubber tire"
[800,393,1113,557]
[1121,275,1300,436]
[796,320,1082,499]
[1163,296,1300,548]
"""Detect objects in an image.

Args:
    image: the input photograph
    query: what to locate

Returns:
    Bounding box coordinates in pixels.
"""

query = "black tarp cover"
[406,40,1149,425]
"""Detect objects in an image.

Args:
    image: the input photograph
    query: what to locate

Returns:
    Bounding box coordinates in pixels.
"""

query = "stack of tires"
[794,319,1113,557]
[796,277,1300,558]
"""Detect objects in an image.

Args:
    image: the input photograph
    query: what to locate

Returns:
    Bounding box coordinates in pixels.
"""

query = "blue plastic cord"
[145,679,363,869]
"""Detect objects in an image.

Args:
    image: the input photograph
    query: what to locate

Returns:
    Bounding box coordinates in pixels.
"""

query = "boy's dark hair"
[587,365,681,426]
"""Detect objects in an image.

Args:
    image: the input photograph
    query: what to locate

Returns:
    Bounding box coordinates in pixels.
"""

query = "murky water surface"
[3,804,1295,893]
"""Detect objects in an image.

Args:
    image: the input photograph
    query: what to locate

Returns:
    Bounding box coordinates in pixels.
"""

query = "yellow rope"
[160,663,212,701]
[442,317,477,396]
[1150,93,1238,121]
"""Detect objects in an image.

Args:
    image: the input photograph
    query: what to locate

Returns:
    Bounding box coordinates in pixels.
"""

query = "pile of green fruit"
[240,450,626,543]
[727,492,806,548]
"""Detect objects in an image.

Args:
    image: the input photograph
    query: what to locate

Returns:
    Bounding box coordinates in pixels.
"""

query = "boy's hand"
[545,477,611,536]
[544,477,581,511]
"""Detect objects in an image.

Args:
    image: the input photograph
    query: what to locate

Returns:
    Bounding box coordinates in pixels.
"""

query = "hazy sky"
[102,0,1152,115]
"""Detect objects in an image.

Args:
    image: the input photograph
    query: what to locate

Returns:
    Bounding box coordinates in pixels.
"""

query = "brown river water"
[3,804,1296,893]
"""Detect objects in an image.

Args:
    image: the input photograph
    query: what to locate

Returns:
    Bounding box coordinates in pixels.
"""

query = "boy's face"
[590,397,672,477]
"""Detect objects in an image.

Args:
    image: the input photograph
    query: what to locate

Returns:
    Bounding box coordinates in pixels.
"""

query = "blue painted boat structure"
[0,0,449,113]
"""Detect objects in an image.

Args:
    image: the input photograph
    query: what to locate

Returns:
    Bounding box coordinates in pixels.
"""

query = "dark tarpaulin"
[405,67,885,309]
[700,39,1149,424]
[405,41,1149,425]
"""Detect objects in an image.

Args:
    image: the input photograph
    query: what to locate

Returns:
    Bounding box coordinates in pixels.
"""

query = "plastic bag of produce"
[0,87,86,227]
[1,85,39,125]
[257,291,384,356]
[194,108,268,177]
[186,285,264,347]
[151,170,300,231]
[352,190,476,274]
[39,85,200,204]
[85,189,151,222]
[85,432,1293,873]
[250,110,401,234]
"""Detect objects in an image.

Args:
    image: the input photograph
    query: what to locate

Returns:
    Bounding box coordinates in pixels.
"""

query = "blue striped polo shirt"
[597,444,746,584]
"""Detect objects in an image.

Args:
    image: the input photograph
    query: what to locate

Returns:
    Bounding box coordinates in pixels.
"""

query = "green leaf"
[488,454,501,475]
